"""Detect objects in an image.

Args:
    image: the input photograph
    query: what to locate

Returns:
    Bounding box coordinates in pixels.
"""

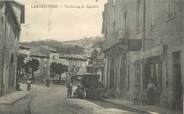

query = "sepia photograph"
[0,0,183,114]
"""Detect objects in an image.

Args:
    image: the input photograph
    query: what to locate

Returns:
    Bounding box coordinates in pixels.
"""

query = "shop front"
[132,45,164,104]
[144,55,162,104]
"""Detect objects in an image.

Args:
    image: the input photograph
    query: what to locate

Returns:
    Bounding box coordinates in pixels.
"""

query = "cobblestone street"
[0,84,140,114]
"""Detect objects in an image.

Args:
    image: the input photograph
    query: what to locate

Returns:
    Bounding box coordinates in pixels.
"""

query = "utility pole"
[143,0,146,51]
[0,2,3,96]
[141,0,146,90]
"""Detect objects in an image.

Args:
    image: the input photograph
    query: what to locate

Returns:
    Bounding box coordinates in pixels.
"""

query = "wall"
[103,1,184,110]
[0,1,23,96]
[134,0,184,108]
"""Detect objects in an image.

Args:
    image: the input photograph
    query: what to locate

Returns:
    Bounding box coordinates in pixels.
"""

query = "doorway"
[172,51,183,113]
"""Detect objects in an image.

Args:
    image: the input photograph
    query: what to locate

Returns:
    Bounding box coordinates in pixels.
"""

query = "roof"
[30,48,48,58]
[59,54,87,61]
[19,43,31,50]
[19,45,31,50]
[40,46,58,53]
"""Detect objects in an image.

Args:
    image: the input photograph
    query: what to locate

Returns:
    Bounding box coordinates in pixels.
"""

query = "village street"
[0,84,140,114]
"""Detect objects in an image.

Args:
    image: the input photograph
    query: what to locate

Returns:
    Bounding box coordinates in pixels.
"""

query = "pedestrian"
[66,81,73,98]
[140,89,147,105]
[74,84,85,99]
[147,79,156,105]
[27,77,31,91]
[133,86,139,105]
[45,78,50,88]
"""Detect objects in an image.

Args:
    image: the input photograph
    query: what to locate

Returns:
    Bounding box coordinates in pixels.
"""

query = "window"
[124,11,128,33]
[136,0,143,33]
[167,0,176,20]
[113,21,116,32]
[52,56,55,60]
[10,54,14,64]
[112,0,116,7]
[150,0,156,29]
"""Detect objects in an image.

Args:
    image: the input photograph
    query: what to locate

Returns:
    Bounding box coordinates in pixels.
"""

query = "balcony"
[102,29,127,51]
[112,29,127,40]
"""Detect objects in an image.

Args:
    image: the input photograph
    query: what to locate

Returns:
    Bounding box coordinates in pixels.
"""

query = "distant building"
[19,45,31,58]
[59,54,88,76]
[89,48,105,84]
[0,1,24,96]
[19,45,50,82]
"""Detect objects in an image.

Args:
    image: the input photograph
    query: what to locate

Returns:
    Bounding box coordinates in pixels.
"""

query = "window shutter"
[112,0,116,7]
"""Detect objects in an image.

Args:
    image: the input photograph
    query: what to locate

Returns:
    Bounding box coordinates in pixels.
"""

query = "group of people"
[26,77,50,91]
[133,80,158,105]
[66,81,86,99]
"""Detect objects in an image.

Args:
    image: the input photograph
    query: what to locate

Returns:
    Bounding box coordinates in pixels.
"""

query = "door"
[109,58,115,89]
[173,51,183,113]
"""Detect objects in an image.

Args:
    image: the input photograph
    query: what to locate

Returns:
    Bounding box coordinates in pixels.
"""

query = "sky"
[17,0,107,42]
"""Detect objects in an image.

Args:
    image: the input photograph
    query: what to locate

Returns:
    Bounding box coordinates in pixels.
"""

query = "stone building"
[59,54,88,75]
[134,0,184,111]
[102,0,184,112]
[102,0,139,97]
[0,1,24,96]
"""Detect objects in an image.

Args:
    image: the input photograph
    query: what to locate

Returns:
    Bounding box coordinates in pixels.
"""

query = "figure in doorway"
[133,86,139,105]
[147,80,156,105]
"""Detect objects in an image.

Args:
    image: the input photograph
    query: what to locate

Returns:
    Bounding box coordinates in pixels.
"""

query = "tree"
[50,62,68,84]
[17,55,26,81]
[17,56,39,82]
[25,58,39,81]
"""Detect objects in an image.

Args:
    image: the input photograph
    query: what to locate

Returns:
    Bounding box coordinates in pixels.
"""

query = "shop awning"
[142,45,163,59]
[129,45,163,62]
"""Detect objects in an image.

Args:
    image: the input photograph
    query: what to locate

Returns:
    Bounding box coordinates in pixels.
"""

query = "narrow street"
[0,84,142,114]
[29,85,139,114]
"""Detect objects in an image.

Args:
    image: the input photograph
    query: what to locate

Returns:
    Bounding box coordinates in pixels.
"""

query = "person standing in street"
[66,81,73,98]
[27,77,32,91]
[45,78,50,88]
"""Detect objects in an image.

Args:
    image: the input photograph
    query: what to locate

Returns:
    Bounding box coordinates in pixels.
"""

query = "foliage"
[50,62,68,75]
[17,56,39,81]
[25,58,40,73]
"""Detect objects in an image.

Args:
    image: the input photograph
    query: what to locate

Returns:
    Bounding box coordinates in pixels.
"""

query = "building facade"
[59,54,88,76]
[102,0,184,112]
[0,1,24,96]
[102,0,138,97]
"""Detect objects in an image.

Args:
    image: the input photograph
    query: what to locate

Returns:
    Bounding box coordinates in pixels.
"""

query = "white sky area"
[15,0,107,42]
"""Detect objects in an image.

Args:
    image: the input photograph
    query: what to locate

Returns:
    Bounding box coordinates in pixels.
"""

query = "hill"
[20,37,104,55]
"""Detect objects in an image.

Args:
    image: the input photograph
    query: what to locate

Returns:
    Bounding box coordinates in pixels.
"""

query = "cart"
[80,73,101,99]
